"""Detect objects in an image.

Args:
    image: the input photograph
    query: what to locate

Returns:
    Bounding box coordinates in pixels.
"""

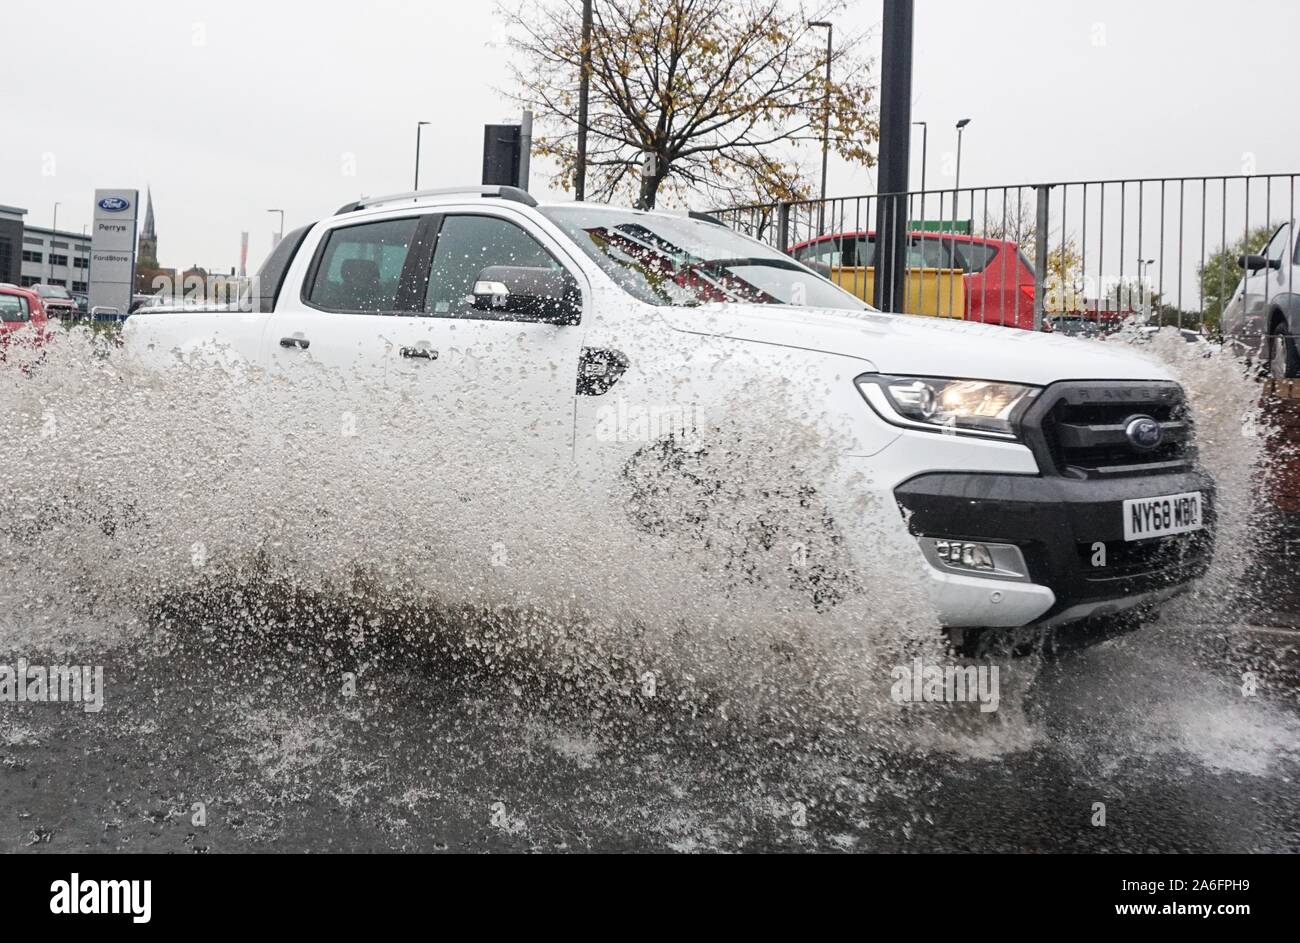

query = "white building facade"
[20,225,92,292]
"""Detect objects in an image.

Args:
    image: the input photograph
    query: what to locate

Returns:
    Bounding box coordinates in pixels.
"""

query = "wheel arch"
[1269,292,1300,334]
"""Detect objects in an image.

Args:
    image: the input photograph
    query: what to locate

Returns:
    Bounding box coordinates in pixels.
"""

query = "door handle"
[279,335,310,350]
[400,345,438,360]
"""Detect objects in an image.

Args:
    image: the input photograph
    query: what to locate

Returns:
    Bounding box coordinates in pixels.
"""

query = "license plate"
[1122,491,1204,541]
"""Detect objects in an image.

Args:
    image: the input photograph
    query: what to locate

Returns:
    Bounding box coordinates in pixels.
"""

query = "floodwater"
[0,325,1296,852]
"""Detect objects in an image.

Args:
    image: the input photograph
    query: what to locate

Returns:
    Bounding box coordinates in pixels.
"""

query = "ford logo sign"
[1124,414,1163,451]
[97,197,130,212]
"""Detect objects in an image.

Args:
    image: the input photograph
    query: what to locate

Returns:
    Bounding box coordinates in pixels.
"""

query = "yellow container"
[828,266,966,319]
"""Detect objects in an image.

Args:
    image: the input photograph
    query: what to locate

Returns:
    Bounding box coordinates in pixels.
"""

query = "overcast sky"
[5,0,1297,272]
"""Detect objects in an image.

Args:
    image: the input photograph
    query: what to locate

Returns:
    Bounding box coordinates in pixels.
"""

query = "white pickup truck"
[123,185,1214,653]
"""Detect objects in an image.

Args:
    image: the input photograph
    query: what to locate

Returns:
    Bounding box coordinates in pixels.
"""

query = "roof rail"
[335,185,538,215]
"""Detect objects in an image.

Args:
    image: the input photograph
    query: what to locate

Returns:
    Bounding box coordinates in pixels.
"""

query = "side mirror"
[471,265,581,324]
[1238,253,1279,271]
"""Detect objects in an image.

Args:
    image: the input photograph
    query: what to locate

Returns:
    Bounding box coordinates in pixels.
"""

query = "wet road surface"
[2,611,1296,853]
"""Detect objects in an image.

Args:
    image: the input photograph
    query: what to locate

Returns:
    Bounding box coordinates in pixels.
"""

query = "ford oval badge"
[1124,414,1163,451]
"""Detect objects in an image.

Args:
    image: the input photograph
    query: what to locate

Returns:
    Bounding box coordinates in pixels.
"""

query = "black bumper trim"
[894,470,1215,620]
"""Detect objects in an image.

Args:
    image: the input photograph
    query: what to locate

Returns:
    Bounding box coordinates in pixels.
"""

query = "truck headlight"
[856,374,1040,439]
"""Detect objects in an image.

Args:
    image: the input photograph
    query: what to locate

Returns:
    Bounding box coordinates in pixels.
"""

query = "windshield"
[36,285,71,299]
[541,206,868,311]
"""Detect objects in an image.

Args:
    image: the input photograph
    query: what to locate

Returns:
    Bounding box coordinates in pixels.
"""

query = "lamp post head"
[808,20,832,29]
[956,118,972,130]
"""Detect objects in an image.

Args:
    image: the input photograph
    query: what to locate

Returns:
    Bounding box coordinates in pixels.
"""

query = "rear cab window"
[304,218,421,313]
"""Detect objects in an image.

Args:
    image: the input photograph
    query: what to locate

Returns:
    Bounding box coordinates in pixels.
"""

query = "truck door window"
[306,218,419,313]
[424,215,564,318]
[1265,224,1289,266]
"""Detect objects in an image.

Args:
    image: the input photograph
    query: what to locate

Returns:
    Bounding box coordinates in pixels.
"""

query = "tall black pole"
[575,0,593,201]
[873,0,913,313]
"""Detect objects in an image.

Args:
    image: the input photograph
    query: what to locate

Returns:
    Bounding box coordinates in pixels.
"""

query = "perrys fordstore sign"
[88,188,139,315]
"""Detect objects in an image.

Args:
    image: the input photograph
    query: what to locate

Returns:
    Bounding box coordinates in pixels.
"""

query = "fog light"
[919,537,1029,582]
[934,539,995,571]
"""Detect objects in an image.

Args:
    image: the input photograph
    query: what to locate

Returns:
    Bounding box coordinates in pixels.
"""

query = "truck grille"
[1023,380,1195,478]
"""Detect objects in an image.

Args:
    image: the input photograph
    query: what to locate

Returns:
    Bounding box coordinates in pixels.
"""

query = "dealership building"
[0,203,94,292]
[19,225,92,292]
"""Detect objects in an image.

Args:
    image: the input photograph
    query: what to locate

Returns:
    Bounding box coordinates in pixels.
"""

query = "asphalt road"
[2,604,1296,853]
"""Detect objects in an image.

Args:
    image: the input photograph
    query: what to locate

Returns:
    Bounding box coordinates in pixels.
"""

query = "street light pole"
[518,109,533,191]
[267,209,284,246]
[1138,258,1155,320]
[954,117,971,194]
[809,20,833,233]
[414,120,430,190]
[81,224,89,302]
[912,121,927,196]
[49,202,60,284]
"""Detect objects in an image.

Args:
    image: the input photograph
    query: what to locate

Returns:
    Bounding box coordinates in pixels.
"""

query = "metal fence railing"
[711,173,1300,339]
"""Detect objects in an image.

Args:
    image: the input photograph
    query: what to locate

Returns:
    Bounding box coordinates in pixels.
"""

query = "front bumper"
[895,468,1215,628]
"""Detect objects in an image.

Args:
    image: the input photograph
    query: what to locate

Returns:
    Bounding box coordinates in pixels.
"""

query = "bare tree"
[500,0,878,209]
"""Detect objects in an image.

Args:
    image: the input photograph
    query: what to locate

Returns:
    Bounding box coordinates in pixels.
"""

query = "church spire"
[141,187,156,240]
[137,187,159,268]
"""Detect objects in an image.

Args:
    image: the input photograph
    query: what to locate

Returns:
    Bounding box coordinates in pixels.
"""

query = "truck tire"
[1268,314,1300,379]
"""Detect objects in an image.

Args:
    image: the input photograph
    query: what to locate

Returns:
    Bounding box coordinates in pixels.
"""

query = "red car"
[791,230,1038,330]
[0,284,53,366]
[0,283,49,333]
